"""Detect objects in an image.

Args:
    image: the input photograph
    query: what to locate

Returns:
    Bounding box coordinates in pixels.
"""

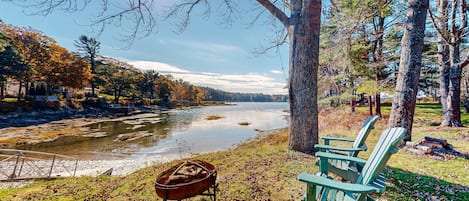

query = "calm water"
[29,102,289,160]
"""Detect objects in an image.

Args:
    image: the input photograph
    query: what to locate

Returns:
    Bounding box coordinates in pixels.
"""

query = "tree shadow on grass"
[416,102,442,109]
[380,167,469,201]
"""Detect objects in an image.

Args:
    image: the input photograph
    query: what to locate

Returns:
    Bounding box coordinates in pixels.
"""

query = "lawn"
[0,103,468,200]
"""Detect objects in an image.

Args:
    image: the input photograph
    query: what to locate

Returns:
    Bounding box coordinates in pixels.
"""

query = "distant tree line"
[202,87,287,102]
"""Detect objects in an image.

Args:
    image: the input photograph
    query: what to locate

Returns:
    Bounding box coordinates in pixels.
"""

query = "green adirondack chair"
[298,127,407,201]
[314,116,379,182]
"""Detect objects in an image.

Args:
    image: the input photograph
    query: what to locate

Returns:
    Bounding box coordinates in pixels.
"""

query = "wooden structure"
[298,127,407,201]
[0,149,78,181]
[314,116,379,181]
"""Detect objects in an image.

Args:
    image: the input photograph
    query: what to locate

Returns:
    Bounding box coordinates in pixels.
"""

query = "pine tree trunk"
[438,41,450,125]
[375,93,381,117]
[114,88,118,103]
[440,65,450,124]
[287,0,321,154]
[25,82,30,96]
[388,0,429,142]
[444,40,464,126]
[435,0,452,126]
[17,80,22,101]
[90,59,96,97]
[374,12,385,118]
[0,78,4,100]
[91,81,96,97]
[368,96,373,116]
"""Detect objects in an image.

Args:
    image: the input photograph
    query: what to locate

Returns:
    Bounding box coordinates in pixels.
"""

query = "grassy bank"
[1,104,468,200]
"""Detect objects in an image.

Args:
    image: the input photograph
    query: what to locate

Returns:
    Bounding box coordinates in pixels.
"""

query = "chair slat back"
[356,127,407,185]
[350,116,380,157]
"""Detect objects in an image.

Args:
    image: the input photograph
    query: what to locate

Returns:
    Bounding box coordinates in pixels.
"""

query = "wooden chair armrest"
[314,144,366,153]
[315,152,367,174]
[320,136,355,145]
[298,173,380,193]
[315,152,367,165]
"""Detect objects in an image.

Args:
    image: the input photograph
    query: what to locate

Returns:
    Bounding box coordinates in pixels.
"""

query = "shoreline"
[0,112,165,148]
[0,127,286,188]
[0,101,238,148]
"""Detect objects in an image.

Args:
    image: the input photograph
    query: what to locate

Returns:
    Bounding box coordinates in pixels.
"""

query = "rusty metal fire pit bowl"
[154,160,217,201]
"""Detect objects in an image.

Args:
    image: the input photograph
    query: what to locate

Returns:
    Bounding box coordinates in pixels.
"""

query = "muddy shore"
[0,107,159,148]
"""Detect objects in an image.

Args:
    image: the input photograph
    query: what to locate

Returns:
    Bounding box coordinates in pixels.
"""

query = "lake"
[29,102,289,160]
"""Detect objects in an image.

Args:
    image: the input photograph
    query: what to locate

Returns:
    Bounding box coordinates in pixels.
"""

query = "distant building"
[5,78,91,98]
[5,79,28,97]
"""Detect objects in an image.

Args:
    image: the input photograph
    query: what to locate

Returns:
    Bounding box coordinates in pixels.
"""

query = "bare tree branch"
[3,0,286,51]
[450,0,457,41]
[460,53,469,68]
[253,28,288,55]
[256,0,289,28]
[459,0,467,36]
[166,0,208,33]
[459,0,469,69]
[328,0,340,13]
[2,0,94,15]
[428,7,453,46]
[2,0,158,47]
[88,0,156,46]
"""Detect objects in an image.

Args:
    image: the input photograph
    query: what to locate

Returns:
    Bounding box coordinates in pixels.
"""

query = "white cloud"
[127,60,287,95]
[270,70,283,74]
[128,60,189,73]
[201,72,221,76]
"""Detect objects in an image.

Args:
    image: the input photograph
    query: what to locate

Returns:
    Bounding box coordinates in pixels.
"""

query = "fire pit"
[404,136,469,160]
[154,160,217,201]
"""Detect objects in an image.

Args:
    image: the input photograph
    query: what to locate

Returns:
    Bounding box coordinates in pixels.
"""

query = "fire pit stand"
[161,181,217,201]
[155,160,218,201]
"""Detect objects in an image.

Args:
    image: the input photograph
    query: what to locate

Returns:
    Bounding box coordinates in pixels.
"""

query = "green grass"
[3,98,18,102]
[97,93,115,102]
[0,103,468,200]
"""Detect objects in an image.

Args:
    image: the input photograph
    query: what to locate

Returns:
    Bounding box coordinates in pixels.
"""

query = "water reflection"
[29,102,289,160]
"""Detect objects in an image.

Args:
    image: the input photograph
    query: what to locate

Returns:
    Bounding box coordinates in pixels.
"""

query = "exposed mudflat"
[0,112,162,148]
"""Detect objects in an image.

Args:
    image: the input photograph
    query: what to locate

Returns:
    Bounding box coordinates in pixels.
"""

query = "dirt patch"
[206,115,223,120]
[238,122,251,126]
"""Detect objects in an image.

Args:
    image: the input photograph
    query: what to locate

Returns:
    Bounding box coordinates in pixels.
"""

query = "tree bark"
[114,88,118,103]
[388,0,429,142]
[0,78,4,100]
[446,45,463,126]
[431,0,468,127]
[257,0,320,154]
[375,93,381,117]
[286,0,321,154]
[374,12,385,118]
[17,80,22,101]
[436,0,451,126]
[368,96,373,116]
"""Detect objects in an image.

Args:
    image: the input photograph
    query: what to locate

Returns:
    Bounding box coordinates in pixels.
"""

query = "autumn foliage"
[0,22,91,98]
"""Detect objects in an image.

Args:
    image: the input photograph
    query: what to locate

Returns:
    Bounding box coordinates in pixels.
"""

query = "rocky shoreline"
[0,106,142,129]
[0,128,286,188]
[0,104,165,148]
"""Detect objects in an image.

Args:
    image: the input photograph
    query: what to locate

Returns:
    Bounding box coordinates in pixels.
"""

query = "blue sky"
[1,1,289,94]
